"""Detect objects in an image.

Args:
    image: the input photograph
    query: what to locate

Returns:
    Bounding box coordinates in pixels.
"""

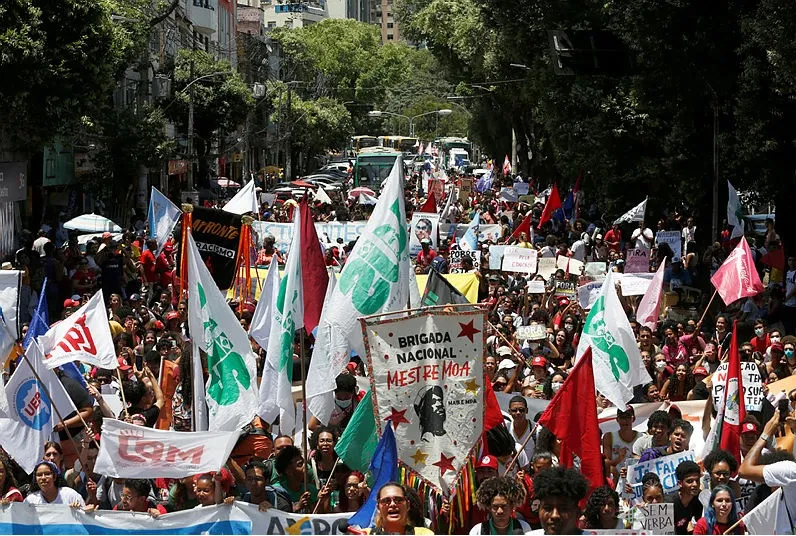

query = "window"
[387,22,393,28]
[267,21,277,28]
[387,34,393,40]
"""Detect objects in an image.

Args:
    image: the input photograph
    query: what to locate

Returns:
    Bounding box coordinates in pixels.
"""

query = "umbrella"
[63,214,122,233]
[290,180,316,189]
[354,192,378,205]
[215,178,241,188]
[349,187,375,198]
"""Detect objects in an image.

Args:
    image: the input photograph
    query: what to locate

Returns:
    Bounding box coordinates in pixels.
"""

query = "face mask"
[755,328,764,337]
[786,349,795,360]
[551,382,562,393]
[335,397,352,409]
[655,361,667,371]
[529,342,539,351]
[771,336,781,343]
[564,324,574,332]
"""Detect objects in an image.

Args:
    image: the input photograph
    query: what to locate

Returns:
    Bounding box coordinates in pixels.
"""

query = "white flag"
[613,197,648,225]
[249,257,281,352]
[261,211,303,434]
[314,186,332,205]
[38,290,117,370]
[636,258,666,331]
[0,315,14,417]
[186,232,259,432]
[94,419,240,478]
[577,270,652,407]
[306,157,411,425]
[461,211,480,251]
[727,180,745,239]
[222,179,259,215]
[147,187,182,255]
[742,487,790,535]
[0,341,77,472]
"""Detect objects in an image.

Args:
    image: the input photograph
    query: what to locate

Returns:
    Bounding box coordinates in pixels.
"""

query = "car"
[320,162,350,174]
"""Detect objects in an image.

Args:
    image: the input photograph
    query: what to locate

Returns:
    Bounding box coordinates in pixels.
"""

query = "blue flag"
[461,211,480,251]
[23,279,86,388]
[347,425,398,528]
[553,190,575,222]
[148,187,182,255]
[475,168,494,193]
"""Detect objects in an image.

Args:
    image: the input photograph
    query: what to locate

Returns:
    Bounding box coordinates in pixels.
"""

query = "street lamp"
[408,109,451,137]
[367,110,410,135]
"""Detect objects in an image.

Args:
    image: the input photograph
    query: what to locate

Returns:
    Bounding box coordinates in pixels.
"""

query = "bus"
[435,136,472,154]
[350,135,379,152]
[378,136,419,154]
[354,147,402,189]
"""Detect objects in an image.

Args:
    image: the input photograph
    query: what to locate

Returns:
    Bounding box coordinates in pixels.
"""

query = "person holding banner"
[25,461,86,508]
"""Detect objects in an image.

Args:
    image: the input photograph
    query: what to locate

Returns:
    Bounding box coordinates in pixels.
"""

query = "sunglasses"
[378,496,406,506]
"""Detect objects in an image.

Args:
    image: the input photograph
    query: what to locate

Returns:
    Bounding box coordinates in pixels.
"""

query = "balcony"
[190,0,218,34]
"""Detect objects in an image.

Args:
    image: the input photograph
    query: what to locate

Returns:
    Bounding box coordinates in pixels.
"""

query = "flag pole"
[503,420,541,476]
[311,456,341,514]
[696,289,719,328]
[300,328,309,505]
[115,368,129,415]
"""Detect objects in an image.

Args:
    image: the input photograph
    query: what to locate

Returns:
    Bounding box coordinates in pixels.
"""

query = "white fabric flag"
[38,290,116,370]
[222,179,259,215]
[0,315,14,416]
[186,232,259,431]
[147,187,182,255]
[94,418,239,478]
[248,257,281,351]
[0,341,77,472]
[461,211,480,251]
[261,211,303,434]
[306,157,411,425]
[636,258,667,331]
[727,180,745,239]
[577,270,652,408]
[741,487,784,535]
[314,186,332,205]
[0,270,22,339]
[613,197,648,225]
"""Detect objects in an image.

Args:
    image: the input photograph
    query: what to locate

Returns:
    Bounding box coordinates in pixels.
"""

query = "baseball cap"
[71,294,81,302]
[556,296,570,307]
[117,357,132,371]
[497,358,516,371]
[497,346,513,357]
[693,366,708,376]
[166,311,180,321]
[420,238,431,245]
[102,232,112,239]
[63,298,76,308]
[346,362,357,372]
[153,320,165,331]
[476,455,498,470]
[771,342,784,352]
[531,356,547,368]
[741,422,759,434]
[129,293,142,302]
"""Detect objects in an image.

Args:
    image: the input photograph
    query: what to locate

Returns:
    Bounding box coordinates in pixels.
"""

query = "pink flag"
[636,258,666,330]
[711,236,764,305]
[502,155,511,176]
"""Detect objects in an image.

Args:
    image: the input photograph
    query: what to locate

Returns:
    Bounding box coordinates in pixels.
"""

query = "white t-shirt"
[469,518,532,535]
[25,487,86,507]
[509,419,536,464]
[762,460,796,534]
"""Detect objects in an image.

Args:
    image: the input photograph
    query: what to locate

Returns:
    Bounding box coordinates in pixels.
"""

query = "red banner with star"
[360,309,485,492]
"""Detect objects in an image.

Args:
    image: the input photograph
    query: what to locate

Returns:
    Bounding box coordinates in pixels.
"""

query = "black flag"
[421,269,469,306]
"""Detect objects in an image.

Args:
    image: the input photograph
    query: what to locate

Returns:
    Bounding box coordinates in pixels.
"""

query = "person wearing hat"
[522,355,549,395]
[415,238,437,273]
[602,406,639,482]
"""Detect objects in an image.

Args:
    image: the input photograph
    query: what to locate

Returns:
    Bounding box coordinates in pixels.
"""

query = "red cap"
[166,311,180,321]
[741,422,759,434]
[771,342,784,352]
[63,298,75,308]
[163,243,174,252]
[102,232,112,239]
[531,356,547,368]
[346,362,357,372]
[557,296,570,306]
[693,366,708,376]
[476,455,498,470]
[117,357,132,371]
[153,320,165,331]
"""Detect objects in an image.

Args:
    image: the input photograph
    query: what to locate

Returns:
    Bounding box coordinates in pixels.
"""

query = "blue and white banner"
[148,187,182,255]
[0,502,349,534]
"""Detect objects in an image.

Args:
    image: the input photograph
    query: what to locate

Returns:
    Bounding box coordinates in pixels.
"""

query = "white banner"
[410,213,440,256]
[363,310,484,492]
[711,361,764,412]
[38,290,117,370]
[0,270,21,339]
[618,272,655,296]
[94,419,240,478]
[252,221,368,255]
[578,281,604,309]
[501,247,538,274]
[0,502,350,534]
[627,451,695,501]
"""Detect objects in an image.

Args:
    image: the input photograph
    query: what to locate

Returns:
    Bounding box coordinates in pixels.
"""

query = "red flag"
[506,212,532,244]
[537,348,604,492]
[710,236,764,305]
[299,198,328,333]
[418,190,437,213]
[483,375,505,431]
[537,183,563,230]
[719,321,746,466]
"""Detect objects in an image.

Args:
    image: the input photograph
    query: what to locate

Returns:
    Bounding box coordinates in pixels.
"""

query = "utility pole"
[187,60,195,192]
[285,83,292,180]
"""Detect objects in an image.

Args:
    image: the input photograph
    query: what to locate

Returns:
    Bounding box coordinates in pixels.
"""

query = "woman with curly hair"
[367,482,433,535]
[582,486,624,530]
[309,426,341,490]
[469,476,529,535]
[660,363,695,402]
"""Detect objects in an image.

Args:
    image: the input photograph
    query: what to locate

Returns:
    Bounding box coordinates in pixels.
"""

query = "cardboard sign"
[626,248,651,273]
[516,323,547,341]
[556,255,570,272]
[711,361,764,412]
[513,182,530,195]
[578,281,604,309]
[627,451,695,501]
[553,279,576,298]
[502,247,538,274]
[459,178,473,202]
[585,262,608,276]
[567,257,584,275]
[655,231,682,260]
[527,280,546,294]
[537,257,557,280]
[449,249,480,274]
[488,245,506,270]
[630,503,675,535]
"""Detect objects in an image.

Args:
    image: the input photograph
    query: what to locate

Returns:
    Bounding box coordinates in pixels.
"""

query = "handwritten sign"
[626,248,651,273]
[585,262,608,276]
[619,273,655,296]
[567,257,584,275]
[527,280,546,294]
[537,257,557,280]
[449,249,480,274]
[711,361,764,412]
[502,247,538,273]
[630,503,675,535]
[516,323,547,341]
[655,231,682,260]
[627,451,695,501]
[459,178,473,202]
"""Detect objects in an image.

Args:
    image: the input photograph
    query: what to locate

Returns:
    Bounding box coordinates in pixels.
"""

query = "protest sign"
[711,361,764,411]
[410,212,440,256]
[527,280,546,294]
[554,280,576,298]
[585,531,652,535]
[626,248,651,273]
[188,207,242,289]
[537,257,557,280]
[516,323,547,341]
[619,273,655,296]
[449,250,480,274]
[556,255,570,272]
[655,231,682,260]
[459,178,473,202]
[252,220,368,256]
[488,245,506,270]
[568,257,584,275]
[363,310,484,491]
[630,503,675,535]
[513,182,530,196]
[428,178,445,200]
[499,187,518,203]
[502,247,538,274]
[627,451,696,501]
[585,262,608,276]
[578,281,603,309]
[94,419,239,478]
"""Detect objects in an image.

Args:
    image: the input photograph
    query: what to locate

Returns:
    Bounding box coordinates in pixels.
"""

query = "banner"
[627,451,695,501]
[94,419,240,478]
[409,212,440,256]
[363,310,484,491]
[0,502,350,535]
[553,280,576,298]
[578,281,603,309]
[0,269,21,339]
[654,231,682,260]
[189,207,243,290]
[501,247,538,274]
[513,182,530,196]
[449,249,480,274]
[625,248,651,273]
[711,361,764,412]
[619,273,655,296]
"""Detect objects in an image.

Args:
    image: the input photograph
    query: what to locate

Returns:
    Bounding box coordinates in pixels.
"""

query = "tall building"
[372,0,400,42]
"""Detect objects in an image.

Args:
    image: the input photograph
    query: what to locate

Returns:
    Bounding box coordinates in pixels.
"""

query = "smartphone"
[135,352,144,371]
[778,398,790,423]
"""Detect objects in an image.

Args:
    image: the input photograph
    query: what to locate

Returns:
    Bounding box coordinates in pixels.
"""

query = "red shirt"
[416,248,437,268]
[140,249,157,283]
[749,334,770,353]
[604,229,622,252]
[156,252,172,288]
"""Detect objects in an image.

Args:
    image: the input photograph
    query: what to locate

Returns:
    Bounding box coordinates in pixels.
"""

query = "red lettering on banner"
[165,445,204,464]
[24,392,42,417]
[118,433,205,465]
[54,315,98,356]
[387,363,476,389]
[119,434,146,463]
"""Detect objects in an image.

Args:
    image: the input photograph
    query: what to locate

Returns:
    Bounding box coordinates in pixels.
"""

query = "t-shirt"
[469,518,531,535]
[664,491,704,535]
[762,460,796,534]
[25,487,86,507]
[140,249,157,283]
[692,518,736,535]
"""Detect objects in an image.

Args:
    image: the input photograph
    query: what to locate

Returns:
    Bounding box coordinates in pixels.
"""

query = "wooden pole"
[115,368,129,416]
[696,289,719,329]
[179,204,193,301]
[503,420,541,476]
[300,328,309,507]
[311,457,341,514]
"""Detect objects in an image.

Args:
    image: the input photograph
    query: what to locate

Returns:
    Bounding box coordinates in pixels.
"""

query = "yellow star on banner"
[410,449,428,465]
[464,378,479,395]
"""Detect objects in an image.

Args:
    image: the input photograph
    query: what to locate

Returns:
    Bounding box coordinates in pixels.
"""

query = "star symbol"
[464,377,479,395]
[385,407,410,430]
[410,449,428,465]
[432,452,457,474]
[457,320,480,343]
